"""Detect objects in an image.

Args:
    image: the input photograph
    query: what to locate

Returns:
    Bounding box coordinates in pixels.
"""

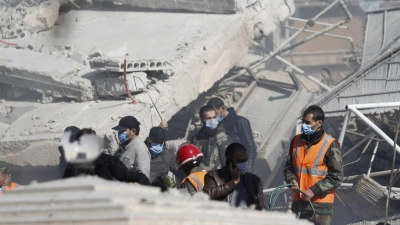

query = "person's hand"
[290,180,299,191]
[159,120,168,129]
[230,163,241,184]
[301,189,314,201]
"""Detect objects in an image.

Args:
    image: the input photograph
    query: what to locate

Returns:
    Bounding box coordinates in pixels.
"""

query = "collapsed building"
[0,0,296,182]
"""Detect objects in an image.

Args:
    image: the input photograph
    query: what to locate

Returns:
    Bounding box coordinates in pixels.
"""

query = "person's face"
[125,128,137,139]
[0,172,10,187]
[302,113,322,131]
[202,110,217,122]
[230,151,248,165]
[215,106,226,118]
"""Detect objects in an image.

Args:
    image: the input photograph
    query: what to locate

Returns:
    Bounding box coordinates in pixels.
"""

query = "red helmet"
[176,144,204,168]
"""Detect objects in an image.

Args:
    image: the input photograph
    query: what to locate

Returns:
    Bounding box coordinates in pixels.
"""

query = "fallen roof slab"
[93,0,237,14]
[0,48,96,101]
[0,176,313,225]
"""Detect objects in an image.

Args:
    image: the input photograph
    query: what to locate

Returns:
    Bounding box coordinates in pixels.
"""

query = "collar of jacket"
[301,127,325,145]
[226,107,237,118]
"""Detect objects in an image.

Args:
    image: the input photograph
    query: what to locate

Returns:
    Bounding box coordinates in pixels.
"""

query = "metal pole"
[281,25,355,49]
[339,110,351,146]
[344,169,400,182]
[343,136,374,167]
[280,19,349,54]
[347,106,400,154]
[367,140,380,177]
[288,17,349,29]
[252,41,331,91]
[342,132,375,158]
[348,102,400,110]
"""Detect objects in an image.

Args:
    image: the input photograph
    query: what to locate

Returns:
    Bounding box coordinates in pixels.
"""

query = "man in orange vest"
[0,161,23,196]
[284,105,343,225]
[176,144,207,194]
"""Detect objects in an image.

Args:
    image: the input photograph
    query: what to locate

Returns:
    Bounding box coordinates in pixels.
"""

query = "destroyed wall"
[0,0,295,184]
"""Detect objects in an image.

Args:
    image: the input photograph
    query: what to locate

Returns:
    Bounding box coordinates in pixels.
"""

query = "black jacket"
[203,166,265,210]
[220,108,258,172]
[63,153,151,185]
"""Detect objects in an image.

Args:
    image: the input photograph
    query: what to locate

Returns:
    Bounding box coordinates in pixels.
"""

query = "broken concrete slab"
[94,71,148,97]
[23,1,61,33]
[0,48,96,101]
[89,57,172,73]
[106,47,129,57]
[93,0,237,14]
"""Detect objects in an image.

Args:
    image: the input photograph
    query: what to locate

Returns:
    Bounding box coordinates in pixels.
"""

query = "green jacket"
[283,129,343,215]
[191,126,232,171]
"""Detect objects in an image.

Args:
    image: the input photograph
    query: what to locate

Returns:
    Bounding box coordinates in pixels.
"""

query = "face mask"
[118,131,129,143]
[216,115,223,123]
[302,123,317,136]
[149,142,164,156]
[235,162,248,175]
[205,119,218,129]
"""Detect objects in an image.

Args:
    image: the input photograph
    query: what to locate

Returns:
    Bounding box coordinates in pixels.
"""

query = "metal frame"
[339,102,400,154]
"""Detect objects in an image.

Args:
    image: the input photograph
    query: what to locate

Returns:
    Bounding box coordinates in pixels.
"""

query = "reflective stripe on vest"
[181,171,207,192]
[292,133,336,203]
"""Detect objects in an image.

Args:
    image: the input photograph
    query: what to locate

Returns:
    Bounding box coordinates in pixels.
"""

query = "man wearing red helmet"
[176,144,207,195]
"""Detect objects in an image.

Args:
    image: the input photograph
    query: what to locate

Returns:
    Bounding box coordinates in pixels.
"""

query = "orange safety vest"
[181,171,207,192]
[291,133,336,203]
[0,182,22,196]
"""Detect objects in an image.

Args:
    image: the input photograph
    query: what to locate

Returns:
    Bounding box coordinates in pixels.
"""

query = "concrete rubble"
[92,0,237,14]
[0,176,313,225]
[0,0,295,184]
[0,48,96,101]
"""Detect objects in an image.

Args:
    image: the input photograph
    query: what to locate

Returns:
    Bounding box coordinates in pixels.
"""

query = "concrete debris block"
[89,57,172,73]
[0,48,96,101]
[23,0,61,33]
[88,47,102,58]
[94,72,148,97]
[106,47,128,57]
[91,0,236,14]
[69,51,88,65]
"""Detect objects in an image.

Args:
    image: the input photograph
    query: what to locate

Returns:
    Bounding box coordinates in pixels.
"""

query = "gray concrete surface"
[93,0,237,14]
[0,48,96,101]
[0,176,313,224]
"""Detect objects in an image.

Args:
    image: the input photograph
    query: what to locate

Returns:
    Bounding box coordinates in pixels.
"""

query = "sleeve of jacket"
[135,144,151,179]
[236,117,258,172]
[283,138,297,184]
[203,171,236,200]
[257,176,266,210]
[217,132,232,168]
[310,141,343,196]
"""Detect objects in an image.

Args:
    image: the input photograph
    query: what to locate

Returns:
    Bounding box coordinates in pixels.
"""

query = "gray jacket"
[119,136,151,179]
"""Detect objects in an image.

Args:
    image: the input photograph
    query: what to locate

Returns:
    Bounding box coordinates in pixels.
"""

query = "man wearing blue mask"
[191,105,232,171]
[284,105,343,225]
[203,143,265,210]
[112,116,151,179]
[207,97,257,173]
[146,126,185,190]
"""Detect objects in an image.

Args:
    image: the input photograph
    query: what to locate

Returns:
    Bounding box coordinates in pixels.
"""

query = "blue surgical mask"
[216,115,223,123]
[302,123,317,136]
[149,142,164,156]
[118,131,129,143]
[235,162,248,175]
[205,119,218,129]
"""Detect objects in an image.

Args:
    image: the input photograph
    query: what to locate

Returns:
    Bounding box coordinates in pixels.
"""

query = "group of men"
[0,96,343,225]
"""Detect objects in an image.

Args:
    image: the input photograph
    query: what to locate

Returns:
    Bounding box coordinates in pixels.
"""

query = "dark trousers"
[299,211,332,225]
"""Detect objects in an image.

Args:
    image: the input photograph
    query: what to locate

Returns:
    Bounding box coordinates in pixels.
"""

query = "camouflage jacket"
[283,129,343,215]
[150,140,186,183]
[191,126,232,171]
